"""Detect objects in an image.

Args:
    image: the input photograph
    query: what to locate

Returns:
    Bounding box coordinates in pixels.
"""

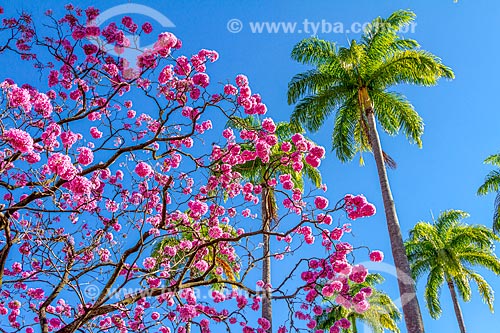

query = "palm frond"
[494,192,500,234]
[369,49,454,89]
[452,274,472,302]
[459,251,500,275]
[301,161,322,188]
[424,266,444,319]
[331,98,359,162]
[484,153,500,167]
[477,170,500,195]
[287,69,339,105]
[435,210,469,235]
[466,271,495,312]
[291,37,337,66]
[290,85,353,133]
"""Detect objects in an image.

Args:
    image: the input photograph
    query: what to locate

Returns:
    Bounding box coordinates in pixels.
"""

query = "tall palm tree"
[477,152,500,233]
[405,210,500,333]
[316,274,401,333]
[287,10,454,333]
[228,116,322,332]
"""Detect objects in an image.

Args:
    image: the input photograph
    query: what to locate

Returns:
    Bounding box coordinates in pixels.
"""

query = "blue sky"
[2,1,500,332]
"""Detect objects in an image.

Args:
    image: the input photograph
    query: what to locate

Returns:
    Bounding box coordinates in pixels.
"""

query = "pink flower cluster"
[344,194,376,219]
[314,196,329,210]
[369,250,384,262]
[77,147,94,166]
[46,153,77,180]
[3,128,34,153]
[6,85,31,112]
[135,161,153,178]
[234,75,268,115]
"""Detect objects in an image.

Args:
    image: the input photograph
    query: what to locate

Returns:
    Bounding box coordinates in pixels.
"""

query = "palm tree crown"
[405,210,500,333]
[288,10,454,162]
[478,152,500,233]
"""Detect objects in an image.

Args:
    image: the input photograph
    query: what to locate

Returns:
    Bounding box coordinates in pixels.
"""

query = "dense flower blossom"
[314,196,329,210]
[61,130,81,149]
[135,162,153,177]
[369,250,384,262]
[77,147,94,166]
[6,85,31,112]
[3,128,34,153]
[0,7,378,332]
[33,92,53,117]
[344,194,376,219]
[89,126,102,139]
[47,153,77,180]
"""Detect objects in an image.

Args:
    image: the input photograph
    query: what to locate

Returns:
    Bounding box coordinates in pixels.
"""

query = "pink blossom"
[224,84,237,95]
[305,154,321,168]
[188,200,208,219]
[310,146,326,158]
[3,128,34,153]
[314,196,329,210]
[27,288,45,300]
[281,141,292,152]
[313,305,323,316]
[330,228,343,241]
[336,318,351,329]
[61,130,81,149]
[47,153,77,180]
[77,147,94,166]
[192,73,209,88]
[262,118,276,133]
[90,127,102,139]
[7,86,31,112]
[67,176,93,196]
[195,259,208,272]
[143,257,156,270]
[257,318,271,330]
[142,22,153,34]
[369,250,384,262]
[208,226,222,239]
[354,300,369,313]
[33,92,53,118]
[135,162,153,178]
[236,295,248,309]
[344,194,376,219]
[349,264,368,284]
[235,74,249,87]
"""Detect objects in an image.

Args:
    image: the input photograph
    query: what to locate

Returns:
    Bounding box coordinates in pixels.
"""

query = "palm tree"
[287,10,454,333]
[316,274,401,333]
[477,152,500,233]
[405,210,500,333]
[226,116,322,331]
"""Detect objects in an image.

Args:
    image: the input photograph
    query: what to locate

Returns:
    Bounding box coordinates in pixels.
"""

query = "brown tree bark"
[447,278,467,333]
[360,87,425,333]
[261,184,273,332]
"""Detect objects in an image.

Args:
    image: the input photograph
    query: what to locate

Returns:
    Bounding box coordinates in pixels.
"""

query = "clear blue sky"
[2,1,500,332]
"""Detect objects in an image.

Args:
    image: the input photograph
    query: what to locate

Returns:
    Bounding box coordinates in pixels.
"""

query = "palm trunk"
[361,88,424,333]
[446,278,466,333]
[351,316,358,333]
[261,185,273,332]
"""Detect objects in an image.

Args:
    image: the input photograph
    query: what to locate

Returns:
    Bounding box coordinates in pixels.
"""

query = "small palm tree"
[225,116,322,331]
[316,274,401,333]
[287,10,454,333]
[405,210,500,333]
[477,152,500,233]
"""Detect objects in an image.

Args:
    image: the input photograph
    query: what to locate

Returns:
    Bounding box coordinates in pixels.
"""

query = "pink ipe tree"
[0,5,379,333]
